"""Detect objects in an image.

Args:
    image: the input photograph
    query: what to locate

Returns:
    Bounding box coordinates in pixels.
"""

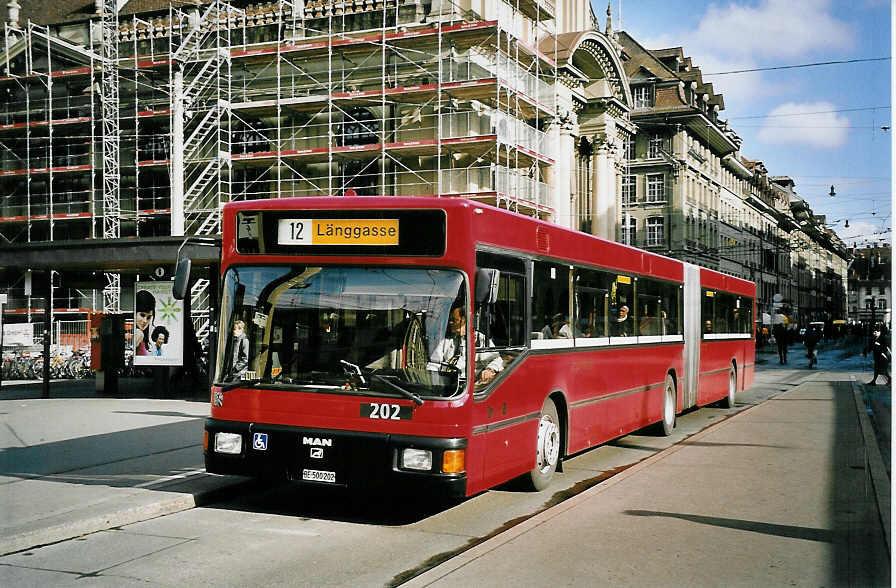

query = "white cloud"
[757,102,850,148]
[691,0,855,60]
[635,1,854,109]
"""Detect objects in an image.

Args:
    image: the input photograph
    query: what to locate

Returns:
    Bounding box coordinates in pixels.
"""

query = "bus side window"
[531,261,570,340]
[611,276,634,338]
[637,277,680,337]
[479,272,525,347]
[702,290,715,335]
[714,292,735,334]
[573,267,611,339]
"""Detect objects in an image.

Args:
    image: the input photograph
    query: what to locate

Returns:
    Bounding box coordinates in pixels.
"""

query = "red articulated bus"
[194,197,754,497]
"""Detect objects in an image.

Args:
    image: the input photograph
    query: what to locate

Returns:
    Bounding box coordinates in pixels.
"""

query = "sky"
[598,0,892,249]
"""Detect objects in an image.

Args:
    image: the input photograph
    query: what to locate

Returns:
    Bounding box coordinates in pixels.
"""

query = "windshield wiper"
[371,374,424,406]
[219,378,265,391]
[340,360,367,386]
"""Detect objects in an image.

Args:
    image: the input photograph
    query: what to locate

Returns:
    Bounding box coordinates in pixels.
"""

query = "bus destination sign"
[278,218,399,246]
[237,209,446,256]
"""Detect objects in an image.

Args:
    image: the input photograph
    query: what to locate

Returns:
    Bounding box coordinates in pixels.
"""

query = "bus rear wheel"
[654,374,676,436]
[722,365,736,408]
[525,398,560,491]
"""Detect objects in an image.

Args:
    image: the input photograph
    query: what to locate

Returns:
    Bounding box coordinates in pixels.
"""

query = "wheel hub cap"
[537,415,560,473]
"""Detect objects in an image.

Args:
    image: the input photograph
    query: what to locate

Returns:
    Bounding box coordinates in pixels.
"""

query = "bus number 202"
[362,403,411,420]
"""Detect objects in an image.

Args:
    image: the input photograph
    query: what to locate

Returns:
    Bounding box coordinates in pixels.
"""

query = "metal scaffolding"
[0,0,560,333]
[101,0,121,312]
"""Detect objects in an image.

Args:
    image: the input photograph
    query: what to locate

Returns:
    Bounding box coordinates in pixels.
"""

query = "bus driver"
[429,306,504,385]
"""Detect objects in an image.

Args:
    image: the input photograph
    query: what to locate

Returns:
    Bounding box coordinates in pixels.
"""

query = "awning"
[0,236,221,285]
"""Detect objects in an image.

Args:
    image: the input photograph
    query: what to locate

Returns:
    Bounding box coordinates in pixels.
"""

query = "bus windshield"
[216,266,468,399]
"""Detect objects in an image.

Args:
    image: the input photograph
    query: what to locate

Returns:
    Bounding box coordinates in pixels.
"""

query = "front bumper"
[204,418,467,497]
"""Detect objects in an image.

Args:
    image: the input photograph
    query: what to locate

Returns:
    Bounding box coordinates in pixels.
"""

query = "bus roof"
[223,197,753,293]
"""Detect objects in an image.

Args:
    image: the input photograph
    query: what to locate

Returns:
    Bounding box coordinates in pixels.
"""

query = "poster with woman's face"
[134,282,184,366]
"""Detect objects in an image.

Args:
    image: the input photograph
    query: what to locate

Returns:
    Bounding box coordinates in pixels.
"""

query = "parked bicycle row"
[1,344,210,382]
[1,347,92,380]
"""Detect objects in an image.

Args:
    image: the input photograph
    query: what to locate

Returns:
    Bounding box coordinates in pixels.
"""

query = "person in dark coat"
[864,329,891,386]
[773,322,788,364]
[803,325,821,369]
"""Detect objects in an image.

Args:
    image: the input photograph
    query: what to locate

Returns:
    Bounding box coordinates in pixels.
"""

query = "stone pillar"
[590,141,601,238]
[604,140,619,240]
[549,118,577,230]
[591,138,615,241]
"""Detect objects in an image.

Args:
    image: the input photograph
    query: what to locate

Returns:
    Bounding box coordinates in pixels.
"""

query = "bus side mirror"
[172,257,192,300]
[475,268,500,304]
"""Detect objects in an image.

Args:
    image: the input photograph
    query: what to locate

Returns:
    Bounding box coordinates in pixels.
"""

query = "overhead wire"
[704,57,890,76]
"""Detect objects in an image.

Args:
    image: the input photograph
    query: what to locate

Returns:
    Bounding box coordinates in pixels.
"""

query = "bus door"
[682,263,701,408]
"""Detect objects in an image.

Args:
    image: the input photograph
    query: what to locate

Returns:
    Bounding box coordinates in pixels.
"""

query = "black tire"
[722,364,736,408]
[524,398,561,491]
[654,374,676,436]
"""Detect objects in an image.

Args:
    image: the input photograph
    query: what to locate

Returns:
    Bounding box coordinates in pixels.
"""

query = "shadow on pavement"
[830,380,889,587]
[625,509,833,542]
[206,482,466,526]
[0,377,208,402]
[0,419,204,486]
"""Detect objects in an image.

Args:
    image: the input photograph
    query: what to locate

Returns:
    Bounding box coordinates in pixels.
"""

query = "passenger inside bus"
[575,318,593,338]
[228,319,249,379]
[612,305,631,337]
[429,305,503,385]
[552,313,572,338]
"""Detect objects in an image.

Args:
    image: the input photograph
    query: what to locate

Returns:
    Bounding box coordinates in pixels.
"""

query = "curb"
[0,494,198,556]
[851,376,891,554]
[0,476,255,556]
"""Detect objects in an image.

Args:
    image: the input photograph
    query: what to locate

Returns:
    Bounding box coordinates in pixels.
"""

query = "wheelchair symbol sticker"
[253,433,268,451]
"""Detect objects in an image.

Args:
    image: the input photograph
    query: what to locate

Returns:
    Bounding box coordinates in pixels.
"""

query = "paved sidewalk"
[0,379,248,556]
[405,377,890,587]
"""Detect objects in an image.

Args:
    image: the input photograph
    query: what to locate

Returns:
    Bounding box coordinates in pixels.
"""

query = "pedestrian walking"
[863,329,891,386]
[803,325,820,369]
[773,322,788,364]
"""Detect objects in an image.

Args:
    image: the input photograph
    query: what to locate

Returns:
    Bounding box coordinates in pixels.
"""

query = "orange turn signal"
[203,430,209,451]
[442,449,465,474]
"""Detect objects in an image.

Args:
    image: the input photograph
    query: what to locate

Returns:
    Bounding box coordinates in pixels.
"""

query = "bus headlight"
[401,448,433,471]
[214,432,242,455]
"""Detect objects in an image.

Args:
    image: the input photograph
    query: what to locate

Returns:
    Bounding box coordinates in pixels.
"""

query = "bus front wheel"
[525,398,561,491]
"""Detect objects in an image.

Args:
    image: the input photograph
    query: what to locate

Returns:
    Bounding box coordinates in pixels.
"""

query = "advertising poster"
[133,282,184,366]
[3,323,34,347]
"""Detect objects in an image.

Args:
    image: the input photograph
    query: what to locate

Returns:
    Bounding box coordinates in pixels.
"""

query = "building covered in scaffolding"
[0,0,636,342]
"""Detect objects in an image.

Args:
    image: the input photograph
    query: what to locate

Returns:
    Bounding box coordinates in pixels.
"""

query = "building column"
[591,138,616,241]
[548,118,577,230]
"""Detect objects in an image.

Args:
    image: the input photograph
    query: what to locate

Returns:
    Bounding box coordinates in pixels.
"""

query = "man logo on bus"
[303,437,333,447]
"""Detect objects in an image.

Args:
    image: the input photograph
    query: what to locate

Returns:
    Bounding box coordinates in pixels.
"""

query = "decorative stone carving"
[577,39,625,103]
